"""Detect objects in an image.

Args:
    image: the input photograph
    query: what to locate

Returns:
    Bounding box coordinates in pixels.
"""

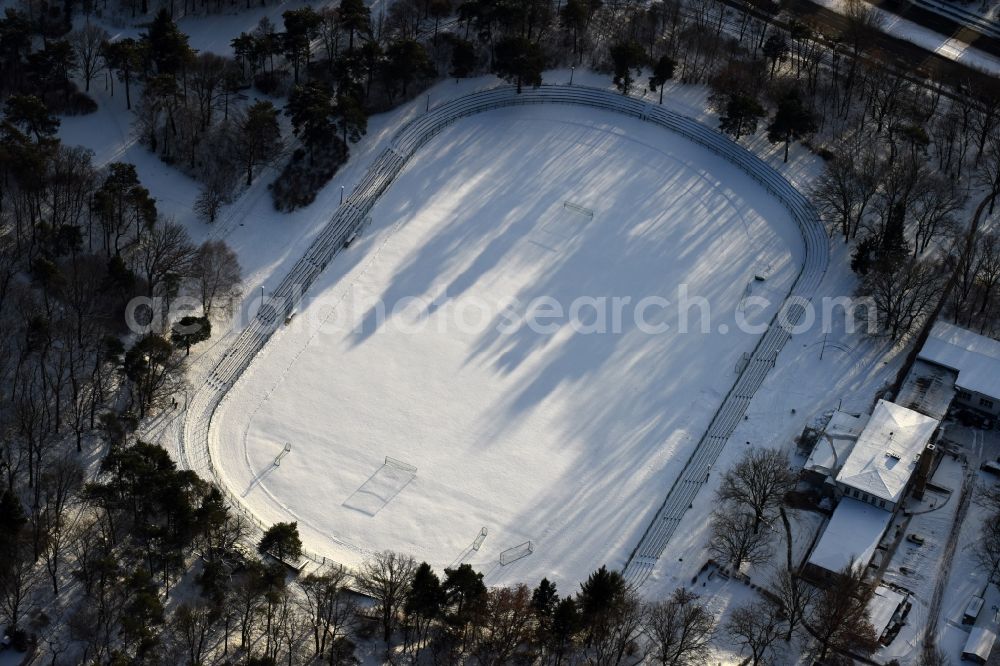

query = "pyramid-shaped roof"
[835,400,938,504]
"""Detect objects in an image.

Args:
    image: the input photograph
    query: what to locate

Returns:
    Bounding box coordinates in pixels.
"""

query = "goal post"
[274,442,292,466]
[563,201,594,219]
[384,456,418,474]
[499,541,534,565]
[472,527,488,551]
[735,352,750,374]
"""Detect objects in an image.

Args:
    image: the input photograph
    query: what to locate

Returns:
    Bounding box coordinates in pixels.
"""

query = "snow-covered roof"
[835,400,938,504]
[805,411,867,476]
[868,585,906,638]
[918,321,1000,399]
[963,626,997,662]
[807,498,892,574]
[894,359,957,421]
[827,410,868,439]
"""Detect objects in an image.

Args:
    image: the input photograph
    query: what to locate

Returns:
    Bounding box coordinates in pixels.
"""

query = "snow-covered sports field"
[211,104,804,587]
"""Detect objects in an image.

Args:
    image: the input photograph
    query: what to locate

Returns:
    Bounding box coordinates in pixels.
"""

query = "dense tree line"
[0,55,242,655]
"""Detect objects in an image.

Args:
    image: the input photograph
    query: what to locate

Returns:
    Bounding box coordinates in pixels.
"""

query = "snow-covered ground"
[877,455,967,662]
[210,103,804,587]
[56,54,906,617]
[931,425,1000,662]
[61,66,900,604]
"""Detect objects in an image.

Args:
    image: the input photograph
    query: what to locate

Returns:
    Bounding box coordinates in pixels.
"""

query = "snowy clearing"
[210,104,803,588]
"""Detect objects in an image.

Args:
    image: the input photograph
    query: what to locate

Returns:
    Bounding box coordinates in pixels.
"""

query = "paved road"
[718,0,1000,95]
[922,452,976,651]
[872,0,1000,50]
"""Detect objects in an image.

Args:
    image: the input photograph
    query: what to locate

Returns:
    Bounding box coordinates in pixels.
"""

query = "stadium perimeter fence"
[179,84,829,581]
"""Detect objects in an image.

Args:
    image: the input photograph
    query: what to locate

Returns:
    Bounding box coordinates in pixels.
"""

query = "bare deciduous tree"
[0,551,42,632]
[193,171,234,224]
[717,447,795,534]
[297,566,356,659]
[135,218,196,302]
[70,23,109,92]
[708,509,773,571]
[807,561,879,662]
[471,584,534,665]
[40,454,84,594]
[771,567,815,641]
[644,587,716,665]
[726,601,783,666]
[911,175,964,257]
[862,259,945,340]
[589,588,644,666]
[357,550,417,644]
[169,601,221,666]
[811,143,881,242]
[977,129,1000,215]
[191,240,242,317]
[973,511,1000,584]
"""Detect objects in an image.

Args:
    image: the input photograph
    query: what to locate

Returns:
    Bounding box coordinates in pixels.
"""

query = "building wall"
[837,482,895,513]
[955,389,1000,416]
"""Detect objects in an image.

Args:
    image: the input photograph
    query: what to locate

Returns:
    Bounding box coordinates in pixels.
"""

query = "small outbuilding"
[804,498,892,581]
[962,625,996,664]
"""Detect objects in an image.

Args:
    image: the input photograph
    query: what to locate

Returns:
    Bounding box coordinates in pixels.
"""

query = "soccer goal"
[735,352,750,374]
[737,282,752,312]
[499,541,534,565]
[274,442,292,466]
[472,527,488,551]
[384,456,418,474]
[563,201,595,219]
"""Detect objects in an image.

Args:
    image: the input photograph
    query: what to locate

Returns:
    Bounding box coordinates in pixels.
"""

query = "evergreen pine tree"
[338,0,370,52]
[0,489,26,561]
[286,81,335,165]
[851,235,877,276]
[170,315,211,355]
[493,37,544,94]
[577,564,627,645]
[609,40,645,95]
[719,94,765,141]
[877,202,909,271]
[258,521,303,562]
[141,9,192,77]
[649,55,676,104]
[442,563,486,631]
[766,91,817,162]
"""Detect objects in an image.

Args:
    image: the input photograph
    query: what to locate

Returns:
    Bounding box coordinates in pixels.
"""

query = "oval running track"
[178,84,830,583]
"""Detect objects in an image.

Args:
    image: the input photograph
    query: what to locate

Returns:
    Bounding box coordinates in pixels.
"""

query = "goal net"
[499,541,534,565]
[385,456,418,474]
[563,201,595,219]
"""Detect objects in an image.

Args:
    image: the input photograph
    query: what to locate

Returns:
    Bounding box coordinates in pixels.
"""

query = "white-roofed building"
[918,321,1000,416]
[804,411,868,481]
[962,625,997,664]
[834,400,939,513]
[868,585,907,643]
[804,498,893,581]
